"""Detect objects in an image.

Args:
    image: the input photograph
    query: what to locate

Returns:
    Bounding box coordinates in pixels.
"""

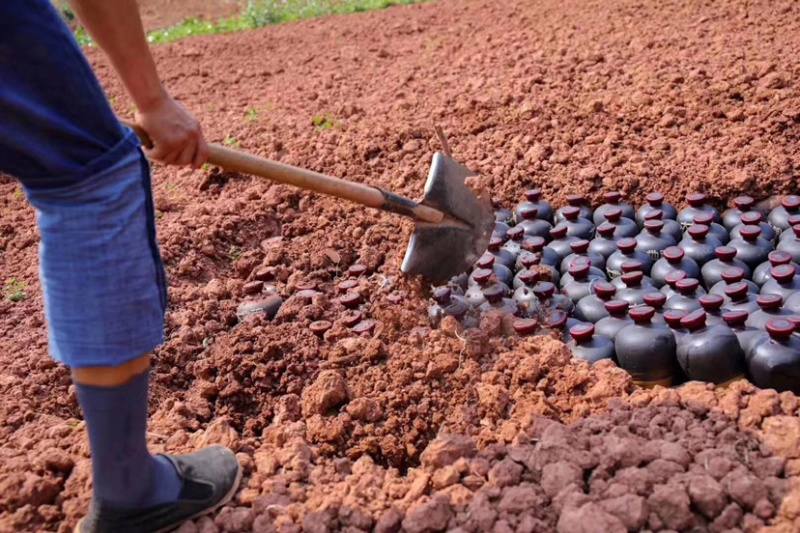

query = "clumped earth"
[2,0,800,531]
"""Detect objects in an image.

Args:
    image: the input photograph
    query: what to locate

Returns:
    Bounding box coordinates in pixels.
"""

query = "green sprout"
[313,114,340,131]
[246,108,259,122]
[224,135,242,148]
[229,245,241,260]
[4,279,27,302]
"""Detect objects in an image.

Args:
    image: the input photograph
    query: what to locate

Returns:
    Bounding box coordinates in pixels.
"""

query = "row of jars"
[429,190,800,394]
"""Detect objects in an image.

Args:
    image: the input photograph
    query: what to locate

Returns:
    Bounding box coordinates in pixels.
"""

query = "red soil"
[2,0,800,531]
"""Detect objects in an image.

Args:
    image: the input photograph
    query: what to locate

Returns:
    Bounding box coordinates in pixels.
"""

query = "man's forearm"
[66,0,167,112]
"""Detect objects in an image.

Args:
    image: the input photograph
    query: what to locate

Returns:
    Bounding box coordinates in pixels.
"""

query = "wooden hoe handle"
[122,120,443,223]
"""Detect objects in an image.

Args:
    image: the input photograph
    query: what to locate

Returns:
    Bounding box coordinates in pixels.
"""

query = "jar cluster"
[428,190,800,393]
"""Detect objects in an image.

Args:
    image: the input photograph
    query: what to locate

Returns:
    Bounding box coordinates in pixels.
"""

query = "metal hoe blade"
[400,152,494,281]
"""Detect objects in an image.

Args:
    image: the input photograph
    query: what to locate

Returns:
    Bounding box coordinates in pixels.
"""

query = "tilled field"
[2,0,800,531]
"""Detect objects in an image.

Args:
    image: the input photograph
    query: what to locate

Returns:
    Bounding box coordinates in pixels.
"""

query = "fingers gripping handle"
[121,119,443,223]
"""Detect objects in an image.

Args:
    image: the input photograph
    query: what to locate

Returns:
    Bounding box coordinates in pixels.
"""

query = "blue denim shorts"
[1,0,167,368]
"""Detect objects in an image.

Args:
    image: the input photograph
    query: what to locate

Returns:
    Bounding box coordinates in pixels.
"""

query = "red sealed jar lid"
[570,239,590,253]
[488,237,504,251]
[665,270,688,286]
[621,271,644,286]
[562,206,581,220]
[664,309,688,327]
[757,293,783,309]
[769,251,792,265]
[525,189,542,202]
[681,309,707,331]
[645,209,664,221]
[767,318,795,340]
[594,282,616,298]
[772,264,796,283]
[740,211,763,225]
[721,267,745,283]
[782,196,800,210]
[508,226,525,241]
[789,215,800,227]
[605,299,629,315]
[570,323,595,342]
[605,207,622,222]
[432,287,452,305]
[547,310,569,328]
[597,223,616,237]
[733,196,754,209]
[676,278,700,294]
[687,193,708,207]
[725,282,749,300]
[604,191,622,203]
[526,236,546,251]
[629,305,656,323]
[722,310,748,327]
[550,225,568,239]
[694,212,714,226]
[663,247,685,263]
[472,268,493,285]
[715,246,737,261]
[617,238,637,252]
[740,225,762,241]
[533,282,556,299]
[513,318,539,335]
[644,292,667,309]
[568,262,590,278]
[688,224,710,239]
[476,255,495,269]
[520,207,540,220]
[621,260,643,273]
[518,270,540,285]
[645,220,664,234]
[647,193,665,206]
[566,194,587,206]
[699,294,724,311]
[348,264,368,278]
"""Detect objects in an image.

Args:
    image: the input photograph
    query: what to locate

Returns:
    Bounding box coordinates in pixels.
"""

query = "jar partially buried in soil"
[730,211,777,244]
[593,191,635,225]
[533,281,575,315]
[514,188,554,224]
[512,317,540,338]
[693,212,730,245]
[723,311,763,362]
[595,300,633,341]
[722,196,755,231]
[561,262,600,304]
[465,269,507,308]
[574,281,617,323]
[636,220,677,261]
[561,239,606,273]
[702,246,751,289]
[545,225,580,262]
[606,238,654,278]
[588,223,620,259]
[664,309,689,343]
[513,273,540,318]
[747,294,796,330]
[522,235,561,268]
[555,194,593,224]
[753,250,800,287]
[616,271,660,306]
[748,318,800,394]
[723,282,761,314]
[568,323,616,364]
[472,255,514,289]
[679,224,722,266]
[513,268,540,291]
[643,209,683,243]
[651,246,700,287]
[760,265,800,302]
[677,310,747,386]
[665,278,704,313]
[615,305,679,388]
[769,195,800,231]
[517,207,554,240]
[478,284,519,316]
[602,207,639,239]
[678,193,721,229]
[555,206,595,240]
[547,309,585,343]
[729,225,773,271]
[636,192,678,227]
[485,237,518,270]
[710,267,759,298]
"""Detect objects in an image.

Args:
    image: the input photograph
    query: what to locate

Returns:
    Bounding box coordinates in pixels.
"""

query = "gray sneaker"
[75,445,242,533]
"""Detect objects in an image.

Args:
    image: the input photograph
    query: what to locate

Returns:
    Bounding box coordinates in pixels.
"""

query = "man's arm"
[66,0,209,167]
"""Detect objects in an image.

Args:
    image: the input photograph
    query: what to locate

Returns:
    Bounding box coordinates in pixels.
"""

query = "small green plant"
[156,211,164,220]
[13,189,23,200]
[228,245,241,261]
[224,135,242,148]
[313,113,340,131]
[246,108,259,122]
[202,163,212,171]
[166,183,177,191]
[4,279,27,302]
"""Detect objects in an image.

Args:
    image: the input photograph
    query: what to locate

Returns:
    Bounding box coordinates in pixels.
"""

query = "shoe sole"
[74,462,243,533]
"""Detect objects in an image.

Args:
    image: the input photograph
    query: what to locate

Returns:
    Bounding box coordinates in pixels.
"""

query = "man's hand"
[67,0,209,168]
[135,93,209,168]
